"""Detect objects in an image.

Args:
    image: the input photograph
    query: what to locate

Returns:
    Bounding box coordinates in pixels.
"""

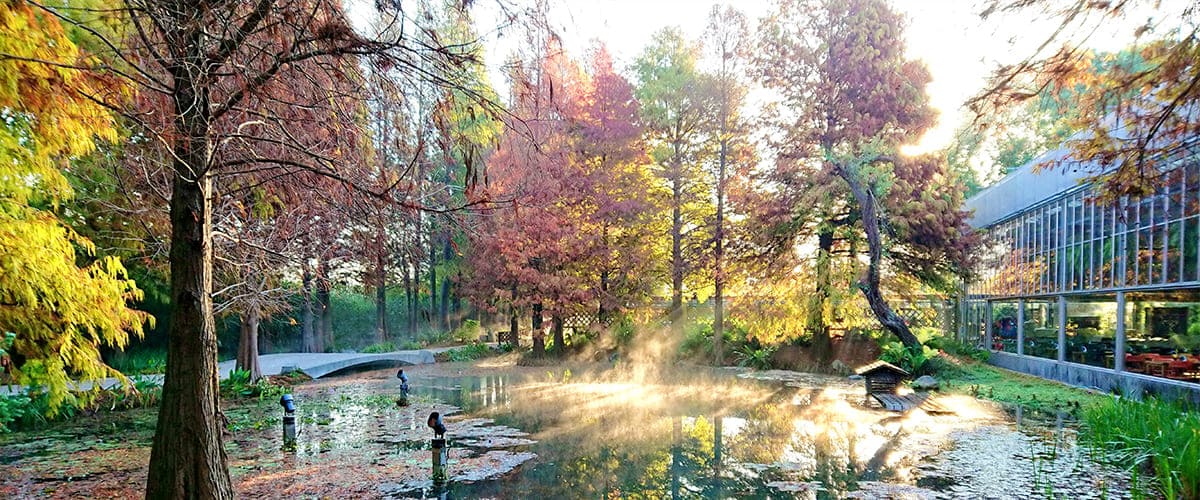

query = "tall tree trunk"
[509,284,520,348]
[599,269,610,322]
[146,124,233,498]
[317,259,332,352]
[409,257,418,336]
[440,235,452,331]
[403,256,414,337]
[552,315,565,356]
[531,302,544,355]
[713,415,723,473]
[714,115,728,367]
[236,304,262,382]
[670,415,682,499]
[375,246,388,344]
[429,226,438,332]
[454,272,464,327]
[838,164,920,348]
[809,228,834,363]
[301,265,317,353]
[598,222,611,323]
[670,162,684,322]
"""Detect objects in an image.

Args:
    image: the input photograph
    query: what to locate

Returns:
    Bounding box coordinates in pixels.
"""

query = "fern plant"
[735,344,777,370]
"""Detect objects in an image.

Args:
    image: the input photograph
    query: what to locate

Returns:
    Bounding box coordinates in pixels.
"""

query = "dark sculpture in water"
[396,369,410,407]
[427,412,446,439]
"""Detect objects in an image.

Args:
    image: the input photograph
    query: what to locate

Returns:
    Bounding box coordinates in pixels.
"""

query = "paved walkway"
[1,347,457,395]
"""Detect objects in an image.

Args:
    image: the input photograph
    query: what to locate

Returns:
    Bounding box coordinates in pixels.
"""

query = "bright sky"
[467,0,1187,155]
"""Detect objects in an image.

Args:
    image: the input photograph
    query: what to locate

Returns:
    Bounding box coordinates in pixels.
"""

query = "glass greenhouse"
[960,142,1200,386]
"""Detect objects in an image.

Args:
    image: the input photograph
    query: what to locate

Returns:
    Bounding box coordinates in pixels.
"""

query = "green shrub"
[220,368,257,398]
[920,355,966,378]
[735,344,777,370]
[911,326,944,345]
[612,315,636,347]
[679,322,713,359]
[108,349,168,375]
[445,343,494,362]
[128,377,163,408]
[1172,324,1200,352]
[939,339,991,362]
[878,341,938,375]
[1082,397,1200,499]
[400,340,423,350]
[451,319,482,343]
[0,394,31,433]
[361,341,396,353]
[219,368,290,401]
[4,392,55,430]
[0,379,162,434]
[678,321,740,360]
[420,329,452,346]
[0,331,14,378]
[910,328,990,363]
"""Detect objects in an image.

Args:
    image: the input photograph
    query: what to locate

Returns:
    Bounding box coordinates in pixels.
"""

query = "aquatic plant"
[1081,396,1200,499]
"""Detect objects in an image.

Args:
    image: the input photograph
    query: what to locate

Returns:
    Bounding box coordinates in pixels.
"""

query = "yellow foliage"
[0,1,121,205]
[0,1,147,412]
[0,210,150,410]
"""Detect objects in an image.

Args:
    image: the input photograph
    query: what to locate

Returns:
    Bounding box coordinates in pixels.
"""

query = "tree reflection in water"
[406,366,1124,499]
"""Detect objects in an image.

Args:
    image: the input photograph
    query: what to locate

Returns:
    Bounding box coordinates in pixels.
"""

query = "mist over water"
[391,360,1131,499]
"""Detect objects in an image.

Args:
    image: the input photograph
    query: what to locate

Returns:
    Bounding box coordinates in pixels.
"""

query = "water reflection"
[393,367,1132,499]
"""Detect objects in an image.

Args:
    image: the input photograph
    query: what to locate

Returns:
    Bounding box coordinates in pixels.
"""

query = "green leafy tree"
[633,28,717,322]
[702,5,752,365]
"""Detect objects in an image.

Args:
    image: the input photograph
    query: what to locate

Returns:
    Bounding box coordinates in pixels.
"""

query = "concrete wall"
[990,351,1200,406]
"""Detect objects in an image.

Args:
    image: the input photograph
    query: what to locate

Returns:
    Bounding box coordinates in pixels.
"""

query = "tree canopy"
[0,1,149,411]
[970,0,1200,199]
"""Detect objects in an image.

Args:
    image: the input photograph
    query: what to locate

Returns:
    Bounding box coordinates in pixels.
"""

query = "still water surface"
[386,366,1130,499]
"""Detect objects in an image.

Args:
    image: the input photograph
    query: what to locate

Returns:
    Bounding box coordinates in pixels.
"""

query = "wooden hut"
[856,360,913,411]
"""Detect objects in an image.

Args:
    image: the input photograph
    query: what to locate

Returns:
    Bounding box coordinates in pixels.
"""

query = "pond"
[391,365,1131,499]
[0,362,1134,499]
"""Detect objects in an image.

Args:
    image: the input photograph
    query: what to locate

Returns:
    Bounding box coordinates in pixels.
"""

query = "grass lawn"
[937,356,1109,415]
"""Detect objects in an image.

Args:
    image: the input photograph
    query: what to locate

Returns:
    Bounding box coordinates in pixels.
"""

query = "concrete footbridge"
[218,350,443,380]
[1,348,452,395]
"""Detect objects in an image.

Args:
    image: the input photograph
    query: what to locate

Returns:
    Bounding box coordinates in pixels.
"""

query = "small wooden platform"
[871,392,925,412]
[869,392,954,414]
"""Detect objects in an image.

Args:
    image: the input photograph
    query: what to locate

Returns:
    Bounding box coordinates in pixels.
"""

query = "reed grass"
[1081,396,1200,499]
